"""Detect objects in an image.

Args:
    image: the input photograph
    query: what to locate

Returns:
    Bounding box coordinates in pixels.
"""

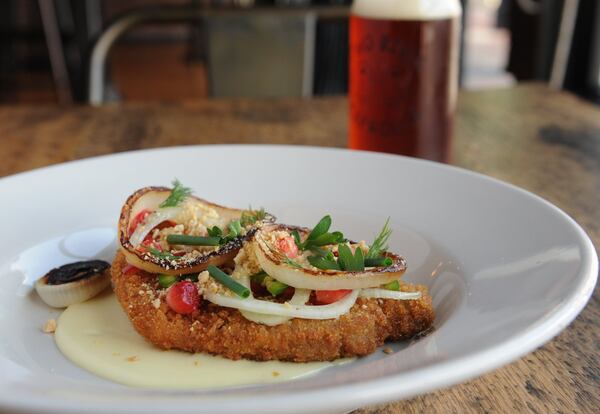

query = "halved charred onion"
[254,224,407,290]
[35,260,111,308]
[118,186,274,275]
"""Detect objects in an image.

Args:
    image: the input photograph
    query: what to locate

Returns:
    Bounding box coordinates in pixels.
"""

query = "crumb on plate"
[43,319,57,334]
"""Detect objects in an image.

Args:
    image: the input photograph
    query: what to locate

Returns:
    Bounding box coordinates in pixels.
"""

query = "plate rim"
[0,145,597,414]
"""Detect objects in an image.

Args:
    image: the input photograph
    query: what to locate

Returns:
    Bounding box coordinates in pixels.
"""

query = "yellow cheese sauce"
[55,290,348,389]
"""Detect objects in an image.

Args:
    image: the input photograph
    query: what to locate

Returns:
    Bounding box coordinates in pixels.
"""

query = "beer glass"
[349,0,462,162]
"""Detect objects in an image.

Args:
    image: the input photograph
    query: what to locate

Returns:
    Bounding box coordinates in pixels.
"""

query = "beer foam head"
[353,0,461,20]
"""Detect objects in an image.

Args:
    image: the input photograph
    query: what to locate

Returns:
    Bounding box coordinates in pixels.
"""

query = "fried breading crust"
[111,251,434,362]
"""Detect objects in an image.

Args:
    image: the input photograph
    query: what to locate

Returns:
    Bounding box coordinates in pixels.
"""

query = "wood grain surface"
[0,83,598,413]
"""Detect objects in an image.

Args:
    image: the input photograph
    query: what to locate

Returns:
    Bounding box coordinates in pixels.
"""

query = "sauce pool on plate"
[55,290,349,389]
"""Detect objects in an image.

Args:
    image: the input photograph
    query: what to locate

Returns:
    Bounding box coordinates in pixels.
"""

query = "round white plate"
[0,145,597,414]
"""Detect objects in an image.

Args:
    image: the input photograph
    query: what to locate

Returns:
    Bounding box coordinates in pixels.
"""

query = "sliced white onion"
[240,289,311,326]
[359,288,421,300]
[129,206,182,248]
[205,289,358,320]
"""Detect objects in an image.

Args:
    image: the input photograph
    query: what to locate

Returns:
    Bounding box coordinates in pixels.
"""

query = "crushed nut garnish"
[42,319,57,333]
[383,347,394,354]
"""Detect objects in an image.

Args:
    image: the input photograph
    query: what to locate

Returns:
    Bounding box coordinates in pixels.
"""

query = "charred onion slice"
[118,186,274,275]
[255,224,407,290]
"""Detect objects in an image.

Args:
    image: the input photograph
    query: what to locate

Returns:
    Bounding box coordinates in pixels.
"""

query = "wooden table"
[1,83,598,413]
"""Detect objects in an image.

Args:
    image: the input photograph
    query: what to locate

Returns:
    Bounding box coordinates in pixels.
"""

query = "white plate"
[0,145,597,414]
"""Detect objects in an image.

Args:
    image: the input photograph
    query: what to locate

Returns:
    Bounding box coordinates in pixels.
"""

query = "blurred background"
[0,0,598,105]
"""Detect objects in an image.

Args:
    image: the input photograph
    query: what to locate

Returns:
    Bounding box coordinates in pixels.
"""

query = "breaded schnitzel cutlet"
[112,251,434,362]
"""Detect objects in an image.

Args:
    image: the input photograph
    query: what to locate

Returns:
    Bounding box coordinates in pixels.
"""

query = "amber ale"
[349,0,461,162]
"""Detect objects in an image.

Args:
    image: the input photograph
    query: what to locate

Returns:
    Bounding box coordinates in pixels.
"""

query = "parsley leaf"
[240,207,267,227]
[204,220,244,245]
[147,247,178,261]
[337,244,365,271]
[207,226,222,237]
[306,215,331,242]
[308,254,340,270]
[228,220,243,238]
[296,215,345,251]
[159,179,192,208]
[310,231,345,247]
[292,230,302,246]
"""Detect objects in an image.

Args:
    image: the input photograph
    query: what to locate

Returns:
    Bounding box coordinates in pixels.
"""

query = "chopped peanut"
[42,319,57,333]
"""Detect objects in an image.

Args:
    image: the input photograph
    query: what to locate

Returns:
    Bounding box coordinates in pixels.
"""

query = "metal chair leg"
[39,0,73,104]
[549,0,580,90]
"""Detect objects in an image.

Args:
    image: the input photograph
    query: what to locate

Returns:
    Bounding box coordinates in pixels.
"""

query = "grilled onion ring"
[118,186,273,275]
[254,224,406,290]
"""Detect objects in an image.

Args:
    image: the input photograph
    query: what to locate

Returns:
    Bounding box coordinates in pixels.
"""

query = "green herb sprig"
[366,218,392,259]
[337,243,365,271]
[207,226,223,238]
[228,220,243,238]
[240,207,267,227]
[307,252,340,270]
[294,215,345,252]
[147,247,178,261]
[215,219,243,244]
[306,217,394,271]
[159,179,192,208]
